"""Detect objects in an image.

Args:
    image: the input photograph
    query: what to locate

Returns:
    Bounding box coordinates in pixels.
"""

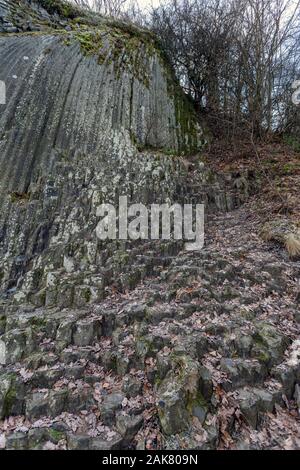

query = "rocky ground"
[0,185,299,450]
[1,0,299,452]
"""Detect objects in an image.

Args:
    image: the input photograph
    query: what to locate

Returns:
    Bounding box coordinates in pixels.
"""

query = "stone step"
[10,237,183,308]
[24,387,96,421]
[4,427,124,450]
[233,384,283,429]
[4,414,143,450]
[219,358,268,391]
[0,312,103,364]
[1,197,299,450]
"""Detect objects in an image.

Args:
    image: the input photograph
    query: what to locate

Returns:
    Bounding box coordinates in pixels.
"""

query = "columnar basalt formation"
[0,0,254,302]
[1,1,298,452]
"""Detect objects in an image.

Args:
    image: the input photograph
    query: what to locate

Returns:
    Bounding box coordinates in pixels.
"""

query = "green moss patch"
[72,25,155,86]
[10,192,31,204]
[48,428,65,443]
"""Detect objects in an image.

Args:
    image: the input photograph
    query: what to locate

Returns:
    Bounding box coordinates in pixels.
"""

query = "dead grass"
[260,219,300,259]
[285,233,300,258]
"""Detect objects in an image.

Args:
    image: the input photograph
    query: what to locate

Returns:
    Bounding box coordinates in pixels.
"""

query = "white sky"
[136,0,161,7]
[85,0,162,12]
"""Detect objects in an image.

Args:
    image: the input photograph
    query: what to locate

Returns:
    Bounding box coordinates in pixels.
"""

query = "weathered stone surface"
[0,0,205,303]
[0,1,254,313]
[6,432,28,450]
[156,352,172,381]
[27,427,64,449]
[0,372,24,418]
[236,387,275,428]
[164,423,219,450]
[156,354,207,435]
[68,388,95,413]
[220,358,266,390]
[156,377,190,436]
[73,318,101,347]
[100,393,125,424]
[26,392,49,419]
[236,389,261,428]
[294,384,300,411]
[48,389,69,417]
[0,338,5,365]
[252,323,290,366]
[271,365,296,398]
[116,413,143,441]
[198,366,213,400]
[56,319,75,351]
[122,375,142,398]
[0,0,298,453]
[2,329,26,363]
[67,434,90,450]
[29,368,64,389]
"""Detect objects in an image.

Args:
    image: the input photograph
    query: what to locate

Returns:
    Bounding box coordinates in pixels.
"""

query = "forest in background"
[69,0,300,144]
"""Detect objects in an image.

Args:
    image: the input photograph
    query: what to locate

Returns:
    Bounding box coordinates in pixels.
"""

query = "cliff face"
[0,1,206,298]
[0,1,252,306]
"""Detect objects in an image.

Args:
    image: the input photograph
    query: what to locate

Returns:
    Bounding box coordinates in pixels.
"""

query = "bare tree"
[151,0,300,140]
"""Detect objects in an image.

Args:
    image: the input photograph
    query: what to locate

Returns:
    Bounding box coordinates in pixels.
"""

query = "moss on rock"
[38,0,82,20]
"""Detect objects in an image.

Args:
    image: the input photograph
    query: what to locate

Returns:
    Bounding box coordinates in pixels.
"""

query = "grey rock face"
[0,208,298,449]
[156,353,208,435]
[236,387,275,429]
[26,391,49,419]
[252,323,290,367]
[116,413,143,441]
[0,372,24,418]
[0,1,208,301]
[6,432,28,450]
[73,318,101,346]
[220,358,267,390]
[122,375,142,397]
[89,434,123,450]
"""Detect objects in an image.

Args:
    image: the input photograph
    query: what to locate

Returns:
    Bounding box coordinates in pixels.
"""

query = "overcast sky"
[137,0,161,7]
